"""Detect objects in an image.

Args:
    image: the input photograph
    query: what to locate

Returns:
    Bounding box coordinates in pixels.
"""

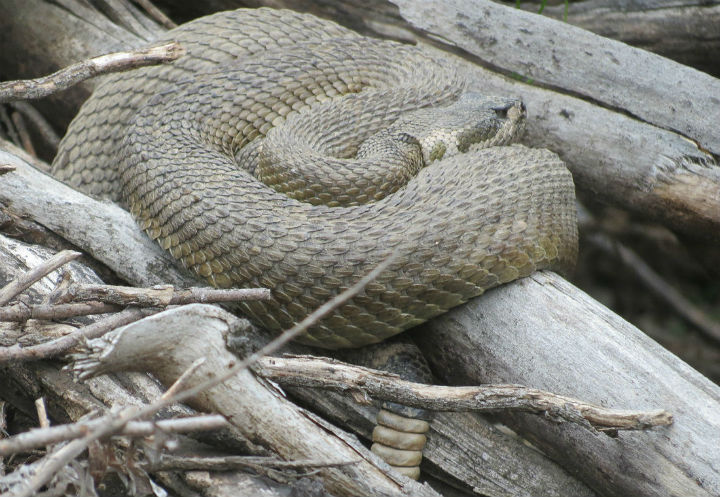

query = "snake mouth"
[456,99,527,153]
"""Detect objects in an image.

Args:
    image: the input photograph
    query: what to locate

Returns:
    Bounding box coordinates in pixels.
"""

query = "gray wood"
[414,272,720,497]
[392,0,720,156]
[514,0,720,77]
[0,0,163,131]
[287,387,598,497]
[75,304,443,497]
[0,142,195,288]
[443,52,720,242]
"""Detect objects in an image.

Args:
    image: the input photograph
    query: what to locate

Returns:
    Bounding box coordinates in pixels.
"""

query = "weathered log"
[1,1,718,495]
[514,0,720,78]
[414,272,720,497]
[71,304,450,497]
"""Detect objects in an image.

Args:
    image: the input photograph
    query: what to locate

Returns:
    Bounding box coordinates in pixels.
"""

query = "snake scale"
[52,8,578,349]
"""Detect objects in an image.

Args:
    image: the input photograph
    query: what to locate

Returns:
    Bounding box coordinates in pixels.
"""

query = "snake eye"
[494,101,525,121]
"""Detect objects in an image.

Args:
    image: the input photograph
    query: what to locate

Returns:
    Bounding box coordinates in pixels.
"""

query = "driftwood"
[515,0,720,78]
[67,304,444,497]
[1,1,719,496]
[0,217,598,497]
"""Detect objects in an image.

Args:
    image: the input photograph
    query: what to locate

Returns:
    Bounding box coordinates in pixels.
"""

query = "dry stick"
[0,301,121,322]
[15,256,396,497]
[34,398,50,429]
[0,249,81,305]
[10,111,35,157]
[161,357,206,401]
[132,0,178,29]
[0,164,16,175]
[0,41,184,103]
[0,287,272,321]
[64,283,272,306]
[588,233,720,343]
[147,455,356,472]
[257,355,672,431]
[0,307,155,363]
[8,101,61,150]
[0,106,21,149]
[0,415,228,456]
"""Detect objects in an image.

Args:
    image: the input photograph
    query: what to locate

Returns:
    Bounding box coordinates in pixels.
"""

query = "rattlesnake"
[52,8,578,349]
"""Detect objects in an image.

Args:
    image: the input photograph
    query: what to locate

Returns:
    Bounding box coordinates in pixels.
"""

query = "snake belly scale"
[52,8,578,349]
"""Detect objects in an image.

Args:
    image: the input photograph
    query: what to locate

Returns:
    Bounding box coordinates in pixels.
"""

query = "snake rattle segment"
[52,8,578,349]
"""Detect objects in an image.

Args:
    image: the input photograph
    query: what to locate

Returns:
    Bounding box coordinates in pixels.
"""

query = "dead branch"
[0,414,228,456]
[0,300,121,322]
[146,454,357,472]
[67,303,440,497]
[255,355,672,431]
[10,110,35,157]
[133,0,178,29]
[0,42,185,103]
[7,101,61,150]
[63,283,272,306]
[0,249,80,305]
[0,307,155,363]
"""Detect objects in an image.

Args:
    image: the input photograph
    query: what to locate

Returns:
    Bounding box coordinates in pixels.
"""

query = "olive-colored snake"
[52,8,578,349]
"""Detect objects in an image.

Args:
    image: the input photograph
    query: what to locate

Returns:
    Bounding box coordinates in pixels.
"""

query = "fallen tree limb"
[0,0,165,128]
[514,0,720,77]
[0,414,229,456]
[69,304,442,497]
[0,140,193,287]
[0,42,184,103]
[0,249,80,305]
[256,355,672,431]
[63,283,272,306]
[414,272,720,497]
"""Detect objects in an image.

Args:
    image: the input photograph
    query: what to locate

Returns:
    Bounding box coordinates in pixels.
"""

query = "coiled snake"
[52,8,578,350]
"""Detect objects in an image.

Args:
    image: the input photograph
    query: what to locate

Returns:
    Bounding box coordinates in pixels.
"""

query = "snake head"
[381,92,527,165]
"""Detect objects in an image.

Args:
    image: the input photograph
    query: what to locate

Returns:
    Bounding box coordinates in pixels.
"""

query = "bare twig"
[10,111,35,157]
[0,105,21,147]
[161,357,206,401]
[64,283,272,306]
[0,42,185,103]
[0,164,16,175]
[17,257,397,496]
[34,398,50,429]
[132,0,178,29]
[146,454,357,472]
[0,414,228,456]
[0,307,155,363]
[256,355,673,431]
[8,101,61,150]
[0,300,121,322]
[587,233,720,343]
[0,249,81,305]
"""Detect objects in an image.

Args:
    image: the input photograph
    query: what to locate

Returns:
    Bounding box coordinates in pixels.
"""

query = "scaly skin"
[52,8,578,349]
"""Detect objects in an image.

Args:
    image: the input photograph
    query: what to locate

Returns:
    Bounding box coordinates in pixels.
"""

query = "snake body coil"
[52,8,578,349]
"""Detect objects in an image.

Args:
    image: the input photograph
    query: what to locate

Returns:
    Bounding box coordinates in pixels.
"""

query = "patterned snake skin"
[52,8,578,349]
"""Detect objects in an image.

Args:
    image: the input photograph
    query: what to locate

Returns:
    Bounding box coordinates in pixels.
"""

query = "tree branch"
[256,355,672,431]
[0,42,184,103]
